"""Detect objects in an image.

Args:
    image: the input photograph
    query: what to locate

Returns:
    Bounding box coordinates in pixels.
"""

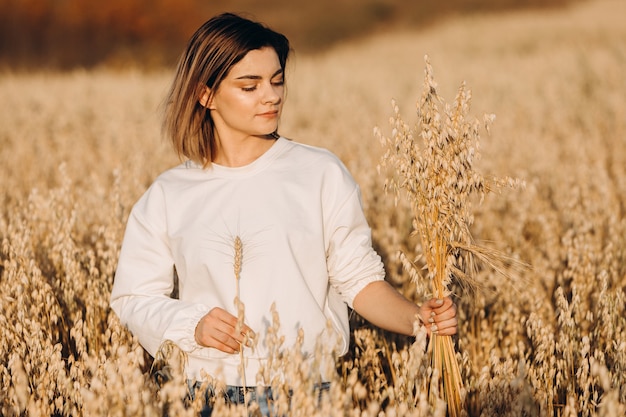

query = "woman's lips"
[258,110,279,118]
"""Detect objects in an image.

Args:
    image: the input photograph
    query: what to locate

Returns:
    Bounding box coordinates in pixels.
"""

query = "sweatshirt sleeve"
[323,163,385,308]
[110,185,208,357]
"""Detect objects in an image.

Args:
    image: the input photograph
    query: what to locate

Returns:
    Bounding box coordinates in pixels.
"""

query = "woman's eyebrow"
[235,69,283,80]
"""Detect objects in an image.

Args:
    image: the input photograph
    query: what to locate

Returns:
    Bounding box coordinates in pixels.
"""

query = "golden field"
[1,0,625,415]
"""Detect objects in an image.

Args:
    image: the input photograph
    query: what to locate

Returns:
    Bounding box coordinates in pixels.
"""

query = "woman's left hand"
[418,297,458,336]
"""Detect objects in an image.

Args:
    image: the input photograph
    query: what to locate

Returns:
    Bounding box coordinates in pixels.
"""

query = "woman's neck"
[212,135,277,167]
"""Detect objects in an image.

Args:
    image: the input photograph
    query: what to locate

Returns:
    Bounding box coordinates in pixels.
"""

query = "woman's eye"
[240,79,283,92]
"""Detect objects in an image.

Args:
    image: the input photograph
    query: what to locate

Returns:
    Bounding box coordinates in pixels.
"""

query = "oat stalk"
[377,55,523,416]
[233,235,250,414]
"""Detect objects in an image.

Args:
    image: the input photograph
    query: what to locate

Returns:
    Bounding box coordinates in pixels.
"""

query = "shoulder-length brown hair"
[162,13,290,167]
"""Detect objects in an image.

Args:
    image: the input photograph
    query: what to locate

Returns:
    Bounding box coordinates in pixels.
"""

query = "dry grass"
[1,0,626,415]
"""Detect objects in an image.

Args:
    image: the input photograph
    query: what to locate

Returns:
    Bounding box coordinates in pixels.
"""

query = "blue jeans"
[189,381,331,417]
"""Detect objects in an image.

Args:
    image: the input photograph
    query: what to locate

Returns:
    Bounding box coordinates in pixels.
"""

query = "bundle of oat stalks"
[377,56,523,416]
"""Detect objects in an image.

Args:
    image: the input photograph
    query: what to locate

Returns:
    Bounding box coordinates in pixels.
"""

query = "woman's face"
[204,46,285,142]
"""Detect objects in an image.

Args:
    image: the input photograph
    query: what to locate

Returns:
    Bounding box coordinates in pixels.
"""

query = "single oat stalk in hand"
[233,235,250,413]
[377,55,523,416]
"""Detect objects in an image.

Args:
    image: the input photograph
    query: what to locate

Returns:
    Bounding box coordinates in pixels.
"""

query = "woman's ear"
[199,85,213,109]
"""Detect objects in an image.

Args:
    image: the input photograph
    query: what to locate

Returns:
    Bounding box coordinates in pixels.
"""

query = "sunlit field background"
[1,0,625,415]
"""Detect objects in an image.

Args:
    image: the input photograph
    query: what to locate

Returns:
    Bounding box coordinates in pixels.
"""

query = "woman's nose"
[262,82,282,104]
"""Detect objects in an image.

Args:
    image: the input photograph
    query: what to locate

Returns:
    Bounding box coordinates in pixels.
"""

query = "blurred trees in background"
[0,0,576,70]
[0,0,204,69]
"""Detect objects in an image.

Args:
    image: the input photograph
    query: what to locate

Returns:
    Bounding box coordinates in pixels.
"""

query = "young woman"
[110,12,457,414]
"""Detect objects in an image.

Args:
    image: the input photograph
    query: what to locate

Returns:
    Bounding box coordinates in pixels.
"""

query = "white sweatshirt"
[110,137,385,385]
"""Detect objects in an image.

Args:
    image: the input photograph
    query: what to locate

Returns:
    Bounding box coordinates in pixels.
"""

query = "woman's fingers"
[431,314,458,336]
[425,296,454,314]
[420,297,458,336]
[195,307,255,353]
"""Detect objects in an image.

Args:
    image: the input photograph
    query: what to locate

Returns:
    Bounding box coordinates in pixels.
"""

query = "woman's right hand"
[194,307,255,353]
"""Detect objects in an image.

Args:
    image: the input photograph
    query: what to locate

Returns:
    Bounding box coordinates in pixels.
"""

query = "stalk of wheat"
[377,55,523,416]
[232,235,251,413]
